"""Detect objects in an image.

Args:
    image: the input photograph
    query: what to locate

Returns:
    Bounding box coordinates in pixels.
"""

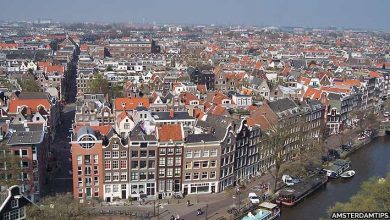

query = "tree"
[88,73,109,94]
[327,172,390,216]
[26,193,89,220]
[17,78,41,92]
[106,65,113,71]
[0,143,23,189]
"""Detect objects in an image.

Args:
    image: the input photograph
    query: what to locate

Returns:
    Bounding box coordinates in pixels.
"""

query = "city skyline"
[0,0,390,30]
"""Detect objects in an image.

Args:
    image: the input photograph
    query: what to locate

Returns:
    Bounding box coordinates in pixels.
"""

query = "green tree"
[106,65,113,71]
[88,73,109,94]
[327,172,390,216]
[0,143,23,189]
[17,78,41,92]
[26,193,89,220]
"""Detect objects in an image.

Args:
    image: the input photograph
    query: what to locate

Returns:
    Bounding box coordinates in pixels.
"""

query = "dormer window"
[121,102,126,107]
[11,199,18,208]
[138,102,143,106]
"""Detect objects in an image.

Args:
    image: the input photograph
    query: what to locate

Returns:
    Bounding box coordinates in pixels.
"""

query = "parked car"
[248,193,260,204]
[282,175,294,186]
[384,111,389,117]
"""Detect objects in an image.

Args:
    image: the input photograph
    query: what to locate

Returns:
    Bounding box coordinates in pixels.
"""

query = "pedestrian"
[197,208,202,216]
[170,215,175,220]
[175,214,180,220]
[187,200,190,206]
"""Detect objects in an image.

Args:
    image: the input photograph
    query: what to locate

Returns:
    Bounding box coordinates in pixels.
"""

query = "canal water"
[280,136,390,220]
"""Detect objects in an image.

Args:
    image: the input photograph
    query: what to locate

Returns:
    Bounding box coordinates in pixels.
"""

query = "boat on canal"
[241,202,281,220]
[322,159,351,178]
[275,175,328,207]
[340,170,355,178]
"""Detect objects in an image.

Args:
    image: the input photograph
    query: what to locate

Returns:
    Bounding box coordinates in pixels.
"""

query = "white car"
[282,175,294,186]
[384,112,389,117]
[248,193,260,204]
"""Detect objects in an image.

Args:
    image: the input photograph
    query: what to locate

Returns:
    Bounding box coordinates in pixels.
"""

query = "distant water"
[280,136,390,220]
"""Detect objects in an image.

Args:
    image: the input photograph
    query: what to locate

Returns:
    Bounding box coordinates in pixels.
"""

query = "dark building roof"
[186,133,218,143]
[268,98,298,113]
[7,130,44,145]
[327,93,342,100]
[9,123,44,132]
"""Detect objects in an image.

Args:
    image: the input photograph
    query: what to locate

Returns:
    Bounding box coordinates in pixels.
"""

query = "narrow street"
[45,104,75,196]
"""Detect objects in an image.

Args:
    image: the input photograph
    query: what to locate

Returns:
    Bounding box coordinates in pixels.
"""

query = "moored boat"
[241,202,281,220]
[276,175,327,206]
[340,170,355,178]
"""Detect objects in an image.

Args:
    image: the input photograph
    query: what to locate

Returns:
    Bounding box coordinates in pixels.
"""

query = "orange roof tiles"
[369,71,381,78]
[115,98,150,111]
[158,124,183,141]
[90,125,113,136]
[8,99,51,114]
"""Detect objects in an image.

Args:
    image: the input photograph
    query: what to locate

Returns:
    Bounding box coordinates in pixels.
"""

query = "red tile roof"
[8,99,51,114]
[115,98,150,111]
[158,124,183,141]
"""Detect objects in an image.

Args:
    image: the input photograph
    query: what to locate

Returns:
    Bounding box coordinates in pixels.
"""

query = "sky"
[0,0,389,30]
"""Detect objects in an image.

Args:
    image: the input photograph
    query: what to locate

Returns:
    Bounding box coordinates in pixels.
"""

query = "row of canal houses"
[70,94,325,202]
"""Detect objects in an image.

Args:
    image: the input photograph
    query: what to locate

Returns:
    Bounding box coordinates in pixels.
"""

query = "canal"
[280,136,390,220]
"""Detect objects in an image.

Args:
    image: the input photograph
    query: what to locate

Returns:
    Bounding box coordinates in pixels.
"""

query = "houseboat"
[275,175,327,206]
[242,202,280,220]
[323,159,351,178]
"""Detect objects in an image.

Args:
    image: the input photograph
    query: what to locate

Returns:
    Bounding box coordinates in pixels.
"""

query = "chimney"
[23,120,28,128]
[169,108,174,118]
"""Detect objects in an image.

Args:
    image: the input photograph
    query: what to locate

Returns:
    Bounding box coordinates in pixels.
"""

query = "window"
[142,171,151,180]
[112,151,119,158]
[94,155,98,164]
[210,160,217,168]
[159,148,166,155]
[166,180,173,191]
[185,162,192,169]
[120,151,127,158]
[77,155,82,165]
[167,148,174,155]
[11,199,18,208]
[175,168,181,177]
[131,161,139,169]
[112,144,119,149]
[105,173,111,181]
[140,172,146,180]
[203,150,209,157]
[140,161,147,169]
[121,173,127,181]
[193,172,199,180]
[201,172,208,179]
[210,171,216,179]
[105,185,111,193]
[148,150,155,157]
[185,173,191,180]
[193,161,200,169]
[210,149,217,157]
[159,169,165,177]
[148,161,155,169]
[131,172,138,180]
[175,147,182,155]
[84,155,91,164]
[158,180,165,192]
[124,123,130,129]
[113,185,119,192]
[202,161,209,168]
[104,161,111,170]
[104,151,111,159]
[113,172,119,181]
[194,150,201,158]
[175,157,181,166]
[159,158,165,166]
[112,160,119,169]
[21,150,28,157]
[167,168,173,177]
[140,150,147,157]
[120,160,127,169]
[85,166,91,175]
[167,157,173,166]
[185,150,192,158]
[131,151,138,157]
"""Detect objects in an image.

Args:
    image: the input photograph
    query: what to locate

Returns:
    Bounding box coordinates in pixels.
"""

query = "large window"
[104,151,111,159]
[104,161,111,170]
[112,160,119,169]
[120,160,127,169]
[112,151,119,158]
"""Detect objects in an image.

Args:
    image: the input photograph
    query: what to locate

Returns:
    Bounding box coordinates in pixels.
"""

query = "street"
[45,104,75,196]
